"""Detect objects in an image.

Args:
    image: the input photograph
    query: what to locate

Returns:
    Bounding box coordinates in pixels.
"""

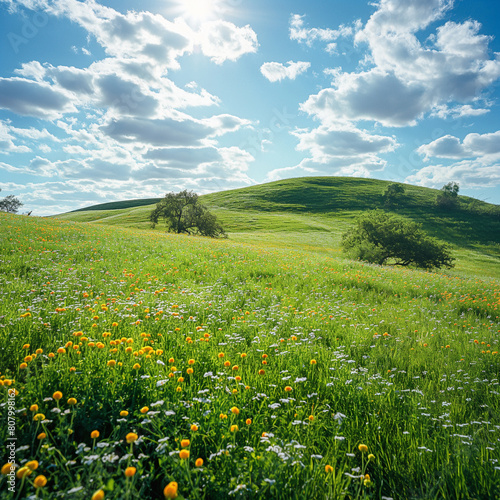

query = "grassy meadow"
[1,177,500,499]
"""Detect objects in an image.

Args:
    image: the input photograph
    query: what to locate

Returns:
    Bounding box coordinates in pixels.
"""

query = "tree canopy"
[150,190,226,238]
[342,211,454,269]
[382,183,406,207]
[436,181,459,209]
[0,190,23,214]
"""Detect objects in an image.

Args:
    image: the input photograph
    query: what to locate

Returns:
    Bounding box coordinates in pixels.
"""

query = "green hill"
[54,176,500,277]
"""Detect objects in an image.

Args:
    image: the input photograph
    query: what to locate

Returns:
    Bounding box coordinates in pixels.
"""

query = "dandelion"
[176,386,182,392]
[140,406,149,414]
[231,406,240,415]
[179,449,190,460]
[37,432,46,440]
[30,404,38,412]
[246,419,252,425]
[224,361,231,367]
[107,360,116,367]
[310,359,317,365]
[186,368,193,375]
[358,444,368,453]
[92,490,105,500]
[195,458,203,467]
[133,363,141,370]
[284,386,292,392]
[163,481,178,499]
[325,465,334,473]
[120,410,129,417]
[188,359,195,365]
[33,475,47,488]
[126,432,138,443]
[16,466,32,479]
[33,413,46,422]
[26,460,39,471]
[258,369,265,375]
[308,415,314,422]
[53,391,63,401]
[218,352,224,358]
[368,453,375,461]
[67,397,77,405]
[181,439,190,448]
[125,466,136,477]
[20,363,27,369]
[190,424,198,432]
[91,430,100,439]
[230,425,238,432]
[1,463,15,475]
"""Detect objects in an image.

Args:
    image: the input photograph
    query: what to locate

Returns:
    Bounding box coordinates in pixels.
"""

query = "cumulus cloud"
[0,0,259,214]
[198,20,258,64]
[0,77,76,119]
[293,125,397,161]
[100,116,215,147]
[260,61,310,82]
[409,130,500,188]
[418,131,500,159]
[46,0,194,68]
[406,161,500,188]
[301,0,500,128]
[284,124,398,178]
[301,70,429,127]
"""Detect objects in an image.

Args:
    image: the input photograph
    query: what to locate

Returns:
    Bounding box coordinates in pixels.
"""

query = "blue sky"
[1,0,500,215]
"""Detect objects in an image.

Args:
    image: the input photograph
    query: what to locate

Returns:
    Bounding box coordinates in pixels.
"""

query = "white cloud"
[47,0,194,68]
[260,61,310,82]
[0,122,31,153]
[289,14,356,50]
[198,20,258,64]
[406,161,500,188]
[283,123,397,179]
[301,0,500,128]
[292,125,397,162]
[301,70,429,127]
[0,77,76,119]
[418,131,500,159]
[430,103,490,119]
[410,130,500,189]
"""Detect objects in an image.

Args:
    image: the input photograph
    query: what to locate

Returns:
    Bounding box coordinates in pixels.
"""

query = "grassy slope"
[54,177,500,277]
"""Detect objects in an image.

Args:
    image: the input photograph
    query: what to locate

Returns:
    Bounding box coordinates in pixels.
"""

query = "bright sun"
[176,0,222,24]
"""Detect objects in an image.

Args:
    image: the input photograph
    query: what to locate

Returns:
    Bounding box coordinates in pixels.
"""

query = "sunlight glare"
[178,0,222,24]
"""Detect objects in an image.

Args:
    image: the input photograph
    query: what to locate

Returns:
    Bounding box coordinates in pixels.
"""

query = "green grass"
[55,177,500,279]
[0,211,499,499]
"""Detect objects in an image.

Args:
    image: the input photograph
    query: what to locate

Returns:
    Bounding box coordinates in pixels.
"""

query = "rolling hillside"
[55,177,500,277]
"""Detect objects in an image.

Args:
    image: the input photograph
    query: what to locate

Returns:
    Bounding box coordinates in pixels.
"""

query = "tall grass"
[0,212,499,499]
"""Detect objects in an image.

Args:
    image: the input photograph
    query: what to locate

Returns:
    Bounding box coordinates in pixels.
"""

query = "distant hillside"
[54,177,500,277]
[71,198,162,212]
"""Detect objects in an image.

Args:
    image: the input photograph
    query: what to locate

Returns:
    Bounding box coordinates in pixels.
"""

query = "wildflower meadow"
[0,212,499,499]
